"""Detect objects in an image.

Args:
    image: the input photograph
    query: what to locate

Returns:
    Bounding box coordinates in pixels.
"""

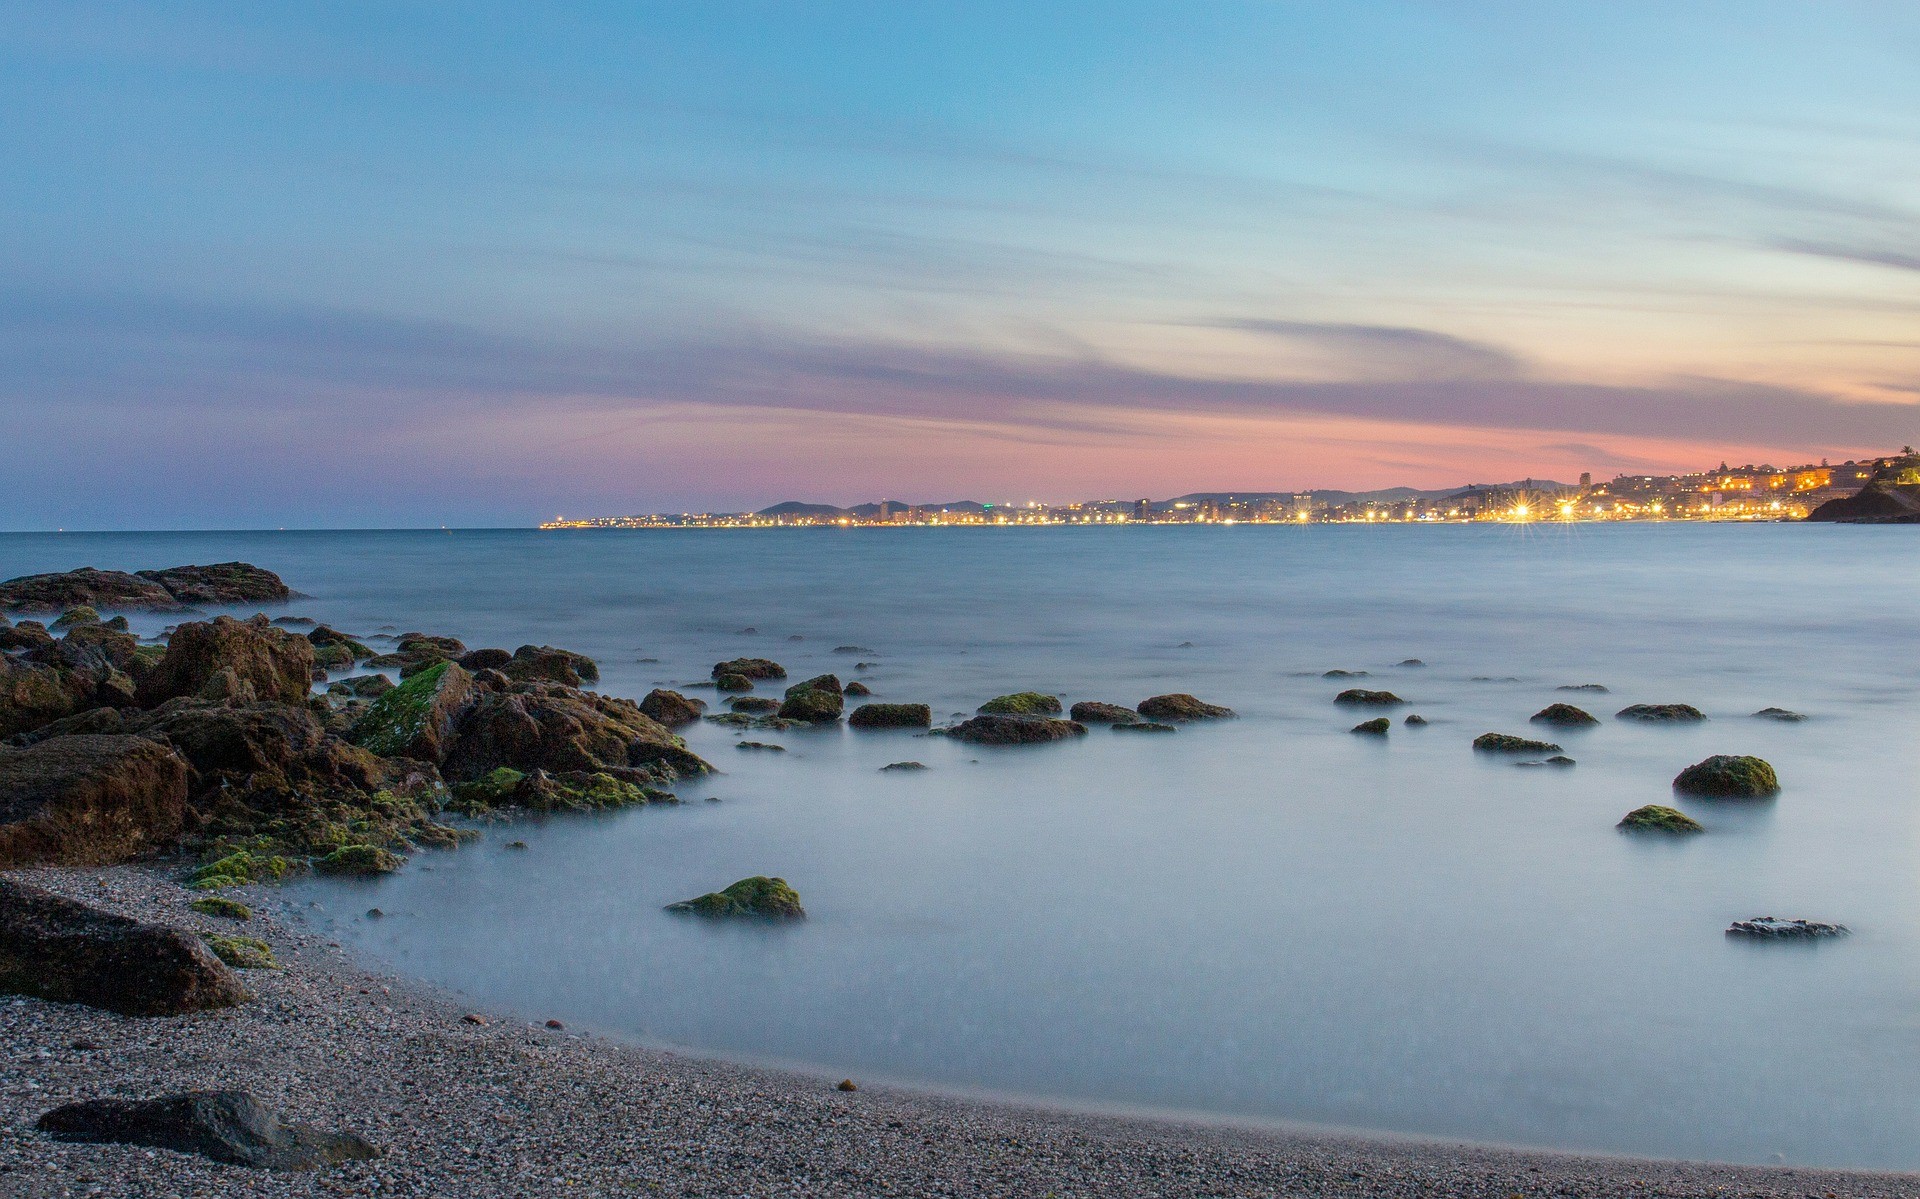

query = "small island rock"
[1137,694,1235,720]
[1618,805,1704,833]
[666,875,805,919]
[1673,755,1779,798]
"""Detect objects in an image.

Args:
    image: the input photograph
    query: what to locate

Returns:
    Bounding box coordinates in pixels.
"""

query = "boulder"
[1616,703,1706,723]
[0,655,98,740]
[715,673,754,692]
[947,714,1087,745]
[1673,755,1779,797]
[7,706,128,746]
[455,647,512,672]
[666,876,805,919]
[1618,805,1703,833]
[326,674,393,700]
[880,761,927,771]
[1753,707,1807,722]
[501,644,599,686]
[1137,694,1235,720]
[37,1090,377,1170]
[133,563,295,606]
[201,934,278,969]
[347,661,476,761]
[1725,917,1849,939]
[440,681,711,785]
[727,696,779,714]
[0,568,176,613]
[448,767,667,813]
[1335,689,1402,706]
[0,620,55,652]
[843,680,871,697]
[977,692,1061,716]
[0,735,188,867]
[1531,703,1598,727]
[712,657,786,680]
[1350,718,1389,735]
[779,675,845,723]
[1069,701,1139,724]
[304,626,373,671]
[639,689,705,727]
[1404,714,1428,726]
[314,845,403,876]
[0,878,246,1015]
[847,703,932,729]
[51,606,101,629]
[135,616,316,707]
[1472,733,1563,754]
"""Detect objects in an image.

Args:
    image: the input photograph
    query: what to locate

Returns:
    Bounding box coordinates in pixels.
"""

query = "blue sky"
[2,2,1917,527]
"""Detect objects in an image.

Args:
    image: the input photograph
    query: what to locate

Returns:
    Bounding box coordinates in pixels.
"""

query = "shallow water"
[7,525,1918,1169]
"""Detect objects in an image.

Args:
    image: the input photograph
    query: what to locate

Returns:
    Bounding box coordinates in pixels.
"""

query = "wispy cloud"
[1214,319,1523,381]
[1771,239,1920,275]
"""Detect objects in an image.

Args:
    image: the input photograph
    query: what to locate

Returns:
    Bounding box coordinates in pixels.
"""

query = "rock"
[1806,453,1920,522]
[836,1079,858,1092]
[707,712,795,731]
[1137,694,1235,720]
[51,606,101,629]
[1335,689,1402,706]
[0,655,101,741]
[501,644,600,686]
[314,845,403,876]
[1673,754,1779,797]
[1618,804,1703,833]
[189,897,251,920]
[843,680,872,697]
[665,876,805,919]
[1616,703,1706,723]
[135,616,316,707]
[0,735,188,867]
[1323,669,1368,678]
[439,681,711,784]
[546,1018,564,1028]
[201,933,278,969]
[1404,714,1428,726]
[1472,733,1563,753]
[396,633,467,661]
[712,657,786,681]
[735,741,784,751]
[305,626,372,660]
[1558,683,1609,693]
[1725,916,1849,939]
[348,661,476,761]
[326,674,393,699]
[847,703,932,729]
[1397,659,1426,667]
[132,564,296,607]
[0,620,55,652]
[0,878,247,1015]
[270,616,316,627]
[947,715,1087,745]
[977,692,1061,716]
[0,568,175,613]
[715,673,754,692]
[880,761,927,771]
[727,697,779,714]
[1530,703,1598,727]
[1113,722,1175,733]
[37,1090,377,1170]
[449,767,667,814]
[778,676,845,723]
[456,648,514,672]
[1543,755,1576,767]
[833,646,875,655]
[1351,718,1390,735]
[1753,707,1807,722]
[1068,701,1138,724]
[639,689,706,727]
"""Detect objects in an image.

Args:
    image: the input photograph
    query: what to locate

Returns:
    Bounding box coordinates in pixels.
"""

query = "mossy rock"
[1673,755,1779,798]
[1350,717,1390,735]
[1335,689,1403,706]
[728,696,779,713]
[1112,721,1175,733]
[1404,714,1428,726]
[189,849,294,890]
[314,844,404,876]
[1068,701,1138,724]
[1530,703,1598,727]
[51,606,102,629]
[844,681,871,697]
[1616,703,1706,723]
[978,692,1061,716]
[1137,694,1234,720]
[201,934,278,970]
[665,875,805,919]
[778,685,844,723]
[447,766,528,812]
[1753,707,1807,722]
[189,896,253,920]
[847,702,931,729]
[103,615,130,631]
[347,660,473,759]
[715,673,754,693]
[786,674,843,697]
[1472,732,1563,754]
[712,657,786,681]
[880,761,927,771]
[704,711,796,731]
[1618,804,1704,833]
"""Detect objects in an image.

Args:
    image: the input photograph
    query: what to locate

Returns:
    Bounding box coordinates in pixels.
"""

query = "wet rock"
[456,648,514,672]
[880,761,927,771]
[1403,714,1428,726]
[735,741,784,752]
[1112,722,1176,733]
[1753,707,1807,722]
[1616,703,1707,723]
[1472,733,1563,754]
[1137,694,1235,720]
[37,1090,377,1170]
[712,657,786,681]
[833,645,876,655]
[847,702,931,729]
[639,688,706,727]
[189,897,252,920]
[779,675,845,723]
[978,692,1062,716]
[440,682,711,784]
[1725,916,1849,939]
[1335,689,1402,706]
[714,673,754,693]
[0,878,247,1015]
[0,735,188,867]
[666,876,805,919]
[0,620,55,652]
[1350,718,1390,735]
[305,626,373,663]
[1542,755,1576,767]
[1068,701,1137,724]
[843,680,871,697]
[348,661,476,762]
[132,563,296,607]
[706,712,795,731]
[0,568,176,613]
[727,696,779,714]
[1530,703,1598,727]
[1323,669,1369,678]
[1397,659,1426,667]
[270,616,316,628]
[135,616,316,707]
[501,645,599,687]
[326,674,393,700]
[1557,683,1609,693]
[1673,754,1779,797]
[1618,804,1703,833]
[395,633,467,661]
[450,767,670,814]
[51,606,101,629]
[947,714,1087,745]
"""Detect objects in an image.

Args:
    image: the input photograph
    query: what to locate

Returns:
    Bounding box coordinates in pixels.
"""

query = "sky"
[2,2,1918,528]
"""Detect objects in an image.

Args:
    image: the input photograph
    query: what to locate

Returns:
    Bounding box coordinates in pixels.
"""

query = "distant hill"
[757,499,991,518]
[755,501,850,518]
[1807,456,1920,523]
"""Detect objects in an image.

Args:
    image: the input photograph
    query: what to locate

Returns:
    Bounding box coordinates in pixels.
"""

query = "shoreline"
[5,865,1915,1197]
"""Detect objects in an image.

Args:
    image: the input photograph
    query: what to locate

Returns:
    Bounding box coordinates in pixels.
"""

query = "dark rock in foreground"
[1335,689,1402,706]
[666,876,805,919]
[947,714,1086,745]
[1068,701,1138,724]
[1530,703,1597,727]
[441,682,710,784]
[1472,733,1563,754]
[848,703,931,729]
[1673,755,1779,797]
[0,734,188,867]
[349,661,475,761]
[978,692,1062,716]
[38,1090,378,1170]
[712,657,786,681]
[1137,694,1234,720]
[136,616,316,708]
[1618,804,1703,833]
[639,689,705,727]
[1617,703,1706,723]
[0,878,246,1015]
[0,562,294,614]
[1725,916,1849,939]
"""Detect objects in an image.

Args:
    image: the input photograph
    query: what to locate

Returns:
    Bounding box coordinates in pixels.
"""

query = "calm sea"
[5,525,1917,1168]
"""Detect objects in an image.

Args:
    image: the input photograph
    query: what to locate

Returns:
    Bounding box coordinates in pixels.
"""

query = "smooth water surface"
[6,525,1917,1168]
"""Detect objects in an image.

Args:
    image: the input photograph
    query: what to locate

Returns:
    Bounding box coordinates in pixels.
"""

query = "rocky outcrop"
[0,735,189,867]
[1472,733,1563,753]
[135,616,316,707]
[348,661,475,761]
[456,648,513,672]
[1806,455,1920,523]
[1618,804,1703,833]
[500,645,599,686]
[1137,694,1235,720]
[1530,703,1597,727]
[666,876,805,919]
[1616,703,1706,723]
[304,626,373,672]
[1113,721,1175,733]
[0,568,175,613]
[0,878,246,1015]
[439,682,710,784]
[712,658,786,681]
[977,692,1061,716]
[1725,916,1849,939]
[727,696,779,714]
[37,1091,377,1170]
[133,563,296,606]
[448,766,671,813]
[778,675,844,723]
[1068,701,1138,724]
[639,689,705,726]
[847,702,932,729]
[1673,755,1779,797]
[1335,689,1403,706]
[947,714,1087,745]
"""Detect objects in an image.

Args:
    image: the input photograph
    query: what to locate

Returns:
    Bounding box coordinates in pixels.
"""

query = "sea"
[4,524,1917,1169]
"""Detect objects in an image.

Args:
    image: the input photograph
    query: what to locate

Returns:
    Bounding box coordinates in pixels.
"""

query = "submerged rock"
[313,845,403,876]
[1726,916,1849,939]
[879,761,927,771]
[735,741,784,752]
[1350,717,1390,736]
[1619,804,1702,832]
[947,714,1087,745]
[0,878,247,1015]
[0,734,189,867]
[1068,701,1138,724]
[1557,683,1609,693]
[1472,732,1563,754]
[1323,669,1369,678]
[638,689,705,727]
[666,875,805,919]
[1397,659,1426,667]
[1335,689,1403,706]
[1617,703,1706,723]
[978,692,1062,716]
[1112,721,1176,733]
[712,657,786,681]
[1753,707,1807,722]
[1137,694,1234,720]
[1673,755,1779,798]
[847,702,932,729]
[1403,714,1428,726]
[1530,703,1598,727]
[37,1090,378,1170]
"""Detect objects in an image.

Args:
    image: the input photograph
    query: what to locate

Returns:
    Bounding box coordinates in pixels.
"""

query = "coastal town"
[542,452,1917,529]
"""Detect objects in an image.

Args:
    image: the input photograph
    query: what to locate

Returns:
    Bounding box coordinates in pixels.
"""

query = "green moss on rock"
[1673,755,1780,798]
[978,692,1061,716]
[1530,703,1598,727]
[1618,804,1704,833]
[50,606,101,629]
[1351,717,1390,735]
[201,933,278,969]
[189,896,253,920]
[189,849,294,890]
[314,844,403,876]
[714,672,754,693]
[1335,689,1403,706]
[666,875,805,919]
[1472,732,1563,754]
